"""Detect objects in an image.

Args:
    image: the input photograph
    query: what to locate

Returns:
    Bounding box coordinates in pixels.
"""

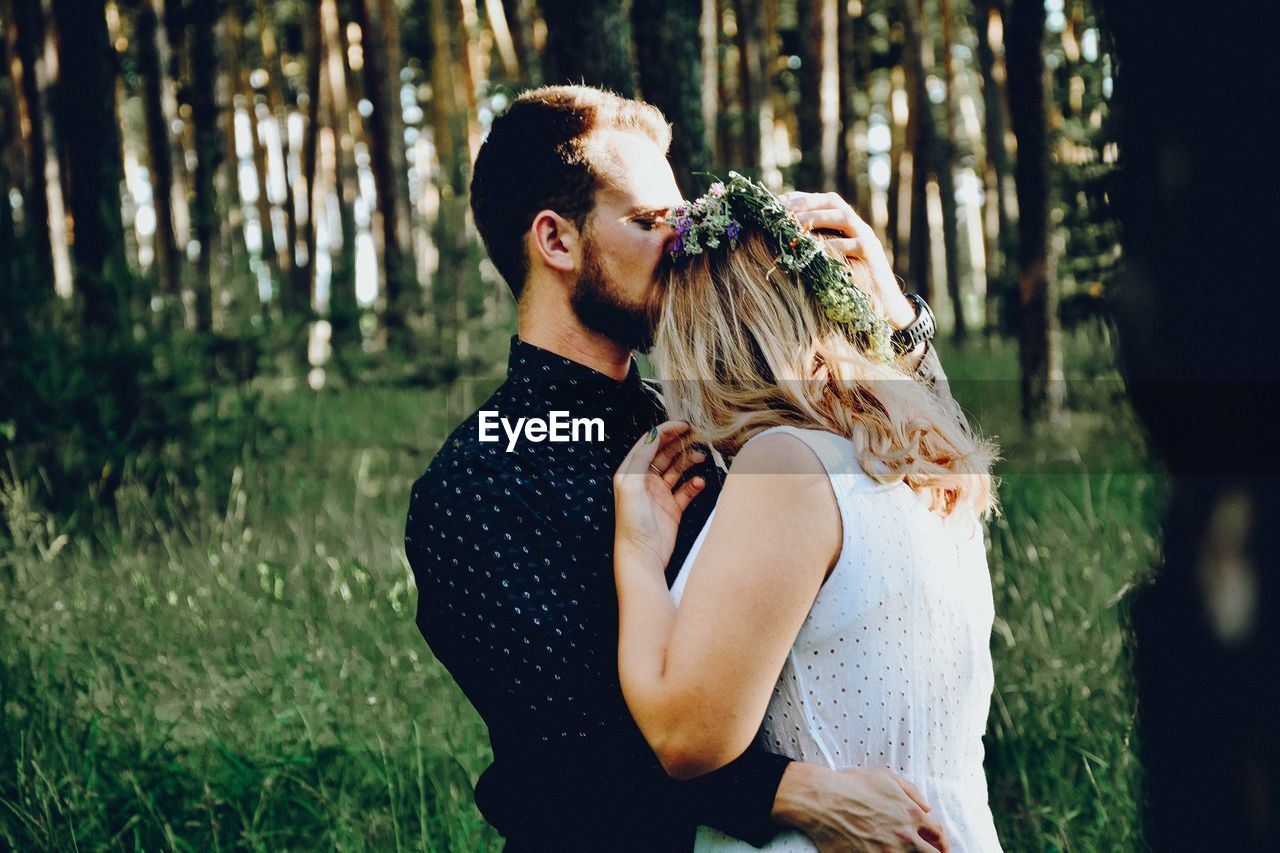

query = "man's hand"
[771,762,949,852]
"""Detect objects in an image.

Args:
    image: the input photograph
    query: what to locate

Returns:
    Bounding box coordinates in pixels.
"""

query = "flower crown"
[664,172,894,362]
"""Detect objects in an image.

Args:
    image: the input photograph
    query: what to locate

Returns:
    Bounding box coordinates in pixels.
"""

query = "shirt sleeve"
[677,748,793,847]
[405,450,618,747]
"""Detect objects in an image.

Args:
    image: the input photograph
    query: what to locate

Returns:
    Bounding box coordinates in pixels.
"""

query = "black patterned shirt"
[405,336,790,851]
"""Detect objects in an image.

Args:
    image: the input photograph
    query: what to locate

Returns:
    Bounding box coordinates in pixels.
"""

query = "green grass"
[1,326,1165,851]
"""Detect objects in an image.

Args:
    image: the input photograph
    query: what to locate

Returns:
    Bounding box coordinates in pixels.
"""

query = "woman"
[613,174,1002,852]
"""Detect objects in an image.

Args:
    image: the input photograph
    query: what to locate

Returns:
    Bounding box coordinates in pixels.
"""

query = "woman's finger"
[619,420,692,479]
[671,475,706,512]
[824,237,864,261]
[660,446,706,488]
[777,190,849,213]
[647,429,697,480]
[792,207,874,240]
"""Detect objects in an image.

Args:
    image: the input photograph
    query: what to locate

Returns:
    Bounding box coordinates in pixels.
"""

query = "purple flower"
[675,218,691,237]
[671,237,684,255]
[726,220,742,240]
[674,204,688,216]
[709,181,726,197]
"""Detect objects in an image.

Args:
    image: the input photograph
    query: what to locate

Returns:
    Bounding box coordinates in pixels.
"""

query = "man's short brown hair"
[470,85,672,300]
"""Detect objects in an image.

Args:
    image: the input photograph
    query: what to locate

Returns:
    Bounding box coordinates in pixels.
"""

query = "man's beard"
[570,233,661,352]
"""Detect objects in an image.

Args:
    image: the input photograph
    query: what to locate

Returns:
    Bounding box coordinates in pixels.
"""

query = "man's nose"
[657,220,678,253]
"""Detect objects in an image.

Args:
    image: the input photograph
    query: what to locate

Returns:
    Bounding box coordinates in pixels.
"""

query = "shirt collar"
[506,335,650,404]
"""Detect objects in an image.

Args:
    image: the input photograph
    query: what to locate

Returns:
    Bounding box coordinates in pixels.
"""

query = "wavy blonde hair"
[652,230,998,519]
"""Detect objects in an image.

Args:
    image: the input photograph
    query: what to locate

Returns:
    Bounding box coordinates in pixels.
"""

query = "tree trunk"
[0,19,24,193]
[835,1,864,207]
[539,0,633,96]
[886,65,905,268]
[218,0,247,294]
[300,0,323,311]
[352,0,413,345]
[901,0,933,302]
[257,0,299,311]
[188,0,220,331]
[633,0,710,195]
[1109,3,1280,848]
[6,0,52,279]
[483,0,520,80]
[323,0,359,359]
[732,0,764,175]
[974,0,1013,335]
[501,0,538,85]
[1005,0,1061,424]
[454,0,482,159]
[0,64,16,293]
[135,0,180,301]
[427,0,471,361]
[51,0,128,331]
[938,0,966,339]
[699,0,717,170]
[712,0,734,170]
[230,0,275,295]
[795,0,838,190]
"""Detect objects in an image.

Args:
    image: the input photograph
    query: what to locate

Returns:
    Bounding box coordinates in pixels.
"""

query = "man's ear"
[529,210,579,274]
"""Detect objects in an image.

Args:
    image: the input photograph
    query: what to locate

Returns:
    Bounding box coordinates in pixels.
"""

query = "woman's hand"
[613,420,707,574]
[779,191,918,331]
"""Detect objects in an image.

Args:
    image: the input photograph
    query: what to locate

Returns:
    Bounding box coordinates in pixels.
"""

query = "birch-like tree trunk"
[257,0,299,311]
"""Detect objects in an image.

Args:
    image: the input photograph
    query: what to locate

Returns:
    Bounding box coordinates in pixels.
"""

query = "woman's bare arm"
[615,430,842,780]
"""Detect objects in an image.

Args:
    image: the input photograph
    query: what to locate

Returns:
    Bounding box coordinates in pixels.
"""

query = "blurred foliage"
[0,243,268,536]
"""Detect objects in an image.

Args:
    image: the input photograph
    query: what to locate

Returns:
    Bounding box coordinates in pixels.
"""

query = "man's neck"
[517,286,634,382]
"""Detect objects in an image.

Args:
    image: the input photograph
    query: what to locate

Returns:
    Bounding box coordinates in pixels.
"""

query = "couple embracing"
[405,85,1001,852]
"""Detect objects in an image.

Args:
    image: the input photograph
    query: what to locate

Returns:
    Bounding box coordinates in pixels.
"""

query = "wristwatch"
[891,292,936,355]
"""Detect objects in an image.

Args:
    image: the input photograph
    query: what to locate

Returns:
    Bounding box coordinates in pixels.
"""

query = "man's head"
[470,86,683,350]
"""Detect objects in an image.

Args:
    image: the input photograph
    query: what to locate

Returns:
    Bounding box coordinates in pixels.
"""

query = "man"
[405,85,952,851]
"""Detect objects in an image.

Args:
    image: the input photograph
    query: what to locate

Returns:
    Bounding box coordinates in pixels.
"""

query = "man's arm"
[771,763,949,853]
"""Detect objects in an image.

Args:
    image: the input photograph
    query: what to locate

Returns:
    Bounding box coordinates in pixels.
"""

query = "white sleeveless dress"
[671,425,1003,853]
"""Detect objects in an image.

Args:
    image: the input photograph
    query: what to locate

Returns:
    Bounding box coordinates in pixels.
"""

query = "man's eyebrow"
[625,206,672,220]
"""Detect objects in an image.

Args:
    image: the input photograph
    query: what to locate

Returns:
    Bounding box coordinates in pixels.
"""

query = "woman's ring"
[648,464,663,477]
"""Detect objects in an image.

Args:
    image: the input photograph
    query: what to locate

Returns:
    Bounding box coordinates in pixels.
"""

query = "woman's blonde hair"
[653,229,998,519]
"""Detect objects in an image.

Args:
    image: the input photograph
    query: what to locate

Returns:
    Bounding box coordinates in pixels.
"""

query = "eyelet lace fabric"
[671,425,1004,853]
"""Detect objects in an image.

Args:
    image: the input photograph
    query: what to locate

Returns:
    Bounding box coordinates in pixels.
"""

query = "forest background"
[0,0,1168,850]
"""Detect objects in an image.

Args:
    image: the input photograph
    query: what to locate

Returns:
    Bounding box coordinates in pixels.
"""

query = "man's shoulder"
[410,378,561,516]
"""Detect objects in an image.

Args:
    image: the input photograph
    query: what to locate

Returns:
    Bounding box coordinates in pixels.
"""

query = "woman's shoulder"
[732,425,841,475]
[735,424,858,478]
[720,428,842,525]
